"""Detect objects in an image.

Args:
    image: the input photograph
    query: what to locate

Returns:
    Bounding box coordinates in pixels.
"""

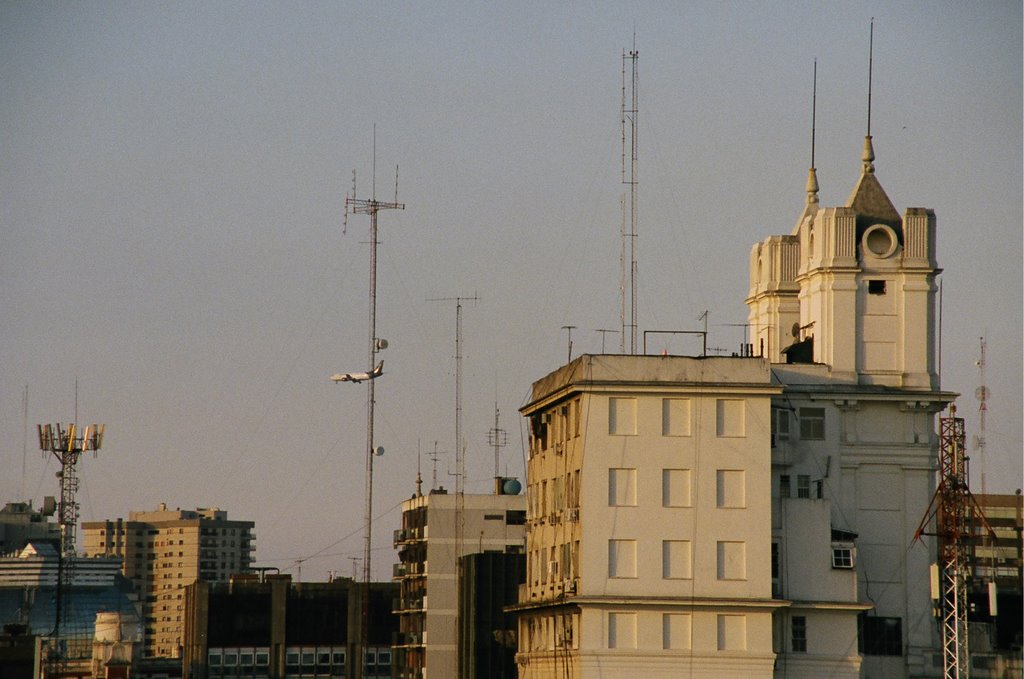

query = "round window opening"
[863,224,897,258]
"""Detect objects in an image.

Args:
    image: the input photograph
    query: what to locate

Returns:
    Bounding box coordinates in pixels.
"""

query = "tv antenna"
[561,325,577,363]
[427,441,448,492]
[488,402,509,480]
[342,125,404,679]
[620,38,639,354]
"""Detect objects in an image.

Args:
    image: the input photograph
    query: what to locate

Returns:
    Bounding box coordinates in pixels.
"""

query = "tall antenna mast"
[620,39,639,354]
[862,18,877,174]
[344,128,404,679]
[975,337,988,496]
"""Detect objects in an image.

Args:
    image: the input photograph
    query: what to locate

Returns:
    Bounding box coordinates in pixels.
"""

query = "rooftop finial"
[807,58,820,204]
[862,18,876,174]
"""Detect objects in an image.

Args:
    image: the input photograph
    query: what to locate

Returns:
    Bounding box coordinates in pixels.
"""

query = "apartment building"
[515,355,784,678]
[82,504,255,659]
[392,485,526,679]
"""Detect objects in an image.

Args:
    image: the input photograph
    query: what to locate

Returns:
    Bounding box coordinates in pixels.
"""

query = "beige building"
[82,504,255,658]
[515,355,784,678]
[392,486,526,679]
[748,135,954,678]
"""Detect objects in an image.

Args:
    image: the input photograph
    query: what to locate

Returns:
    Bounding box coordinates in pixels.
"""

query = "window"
[377,649,392,665]
[716,470,746,508]
[792,616,807,652]
[663,613,692,650]
[717,614,747,651]
[717,541,746,580]
[771,407,790,446]
[859,615,902,656]
[609,398,638,435]
[505,510,526,525]
[331,650,346,666]
[779,475,791,498]
[797,475,811,499]
[663,469,692,507]
[832,545,855,569]
[608,539,637,578]
[662,540,692,579]
[716,399,745,437]
[608,468,637,506]
[868,279,887,295]
[608,612,637,649]
[662,398,692,436]
[799,407,825,440]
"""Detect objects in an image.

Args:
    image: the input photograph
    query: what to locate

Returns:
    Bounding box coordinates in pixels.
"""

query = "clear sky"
[2,1,1020,581]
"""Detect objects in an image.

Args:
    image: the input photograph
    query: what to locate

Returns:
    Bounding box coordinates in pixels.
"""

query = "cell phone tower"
[37,422,104,672]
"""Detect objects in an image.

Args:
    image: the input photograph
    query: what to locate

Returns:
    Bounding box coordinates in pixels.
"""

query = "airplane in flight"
[330,361,384,384]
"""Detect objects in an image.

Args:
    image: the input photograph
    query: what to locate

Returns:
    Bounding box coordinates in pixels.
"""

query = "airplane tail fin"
[374,361,384,375]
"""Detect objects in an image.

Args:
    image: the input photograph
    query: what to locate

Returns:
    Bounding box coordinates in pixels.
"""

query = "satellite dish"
[791,322,801,339]
[375,446,385,457]
[376,338,389,351]
[502,478,522,495]
[975,386,990,401]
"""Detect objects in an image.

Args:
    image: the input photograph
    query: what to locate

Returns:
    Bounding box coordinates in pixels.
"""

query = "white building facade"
[748,137,953,678]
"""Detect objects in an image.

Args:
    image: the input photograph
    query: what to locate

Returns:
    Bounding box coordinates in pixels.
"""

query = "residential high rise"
[82,504,255,659]
[515,355,784,678]
[392,485,526,679]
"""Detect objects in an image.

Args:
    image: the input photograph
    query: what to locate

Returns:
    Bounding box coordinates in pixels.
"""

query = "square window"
[663,469,692,508]
[832,545,855,569]
[663,613,692,650]
[716,470,746,508]
[716,399,746,437]
[608,539,637,578]
[662,398,691,436]
[608,468,637,506]
[609,398,638,435]
[717,541,746,580]
[868,279,887,295]
[662,540,692,579]
[799,407,825,440]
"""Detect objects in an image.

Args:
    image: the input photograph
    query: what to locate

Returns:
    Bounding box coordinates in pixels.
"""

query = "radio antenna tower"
[343,126,404,679]
[620,37,639,354]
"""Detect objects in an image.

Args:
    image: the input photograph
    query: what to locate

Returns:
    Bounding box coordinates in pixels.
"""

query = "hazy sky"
[2,2,1020,581]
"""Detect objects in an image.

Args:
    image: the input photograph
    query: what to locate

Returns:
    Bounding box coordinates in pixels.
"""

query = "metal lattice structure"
[915,406,995,679]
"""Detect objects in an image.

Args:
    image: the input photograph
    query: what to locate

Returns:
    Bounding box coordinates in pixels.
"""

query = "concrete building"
[82,504,255,659]
[514,355,784,678]
[392,485,526,679]
[182,573,397,679]
[747,136,954,678]
[458,551,524,679]
[0,498,59,555]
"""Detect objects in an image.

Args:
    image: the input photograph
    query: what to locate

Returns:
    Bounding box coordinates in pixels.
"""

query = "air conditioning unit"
[566,508,579,522]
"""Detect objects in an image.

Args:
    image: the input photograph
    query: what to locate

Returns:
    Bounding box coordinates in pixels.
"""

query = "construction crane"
[914,405,994,679]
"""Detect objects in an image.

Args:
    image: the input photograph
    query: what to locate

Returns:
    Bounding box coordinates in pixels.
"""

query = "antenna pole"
[562,325,577,363]
[488,403,508,481]
[620,45,640,354]
[867,18,874,137]
[344,135,404,679]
